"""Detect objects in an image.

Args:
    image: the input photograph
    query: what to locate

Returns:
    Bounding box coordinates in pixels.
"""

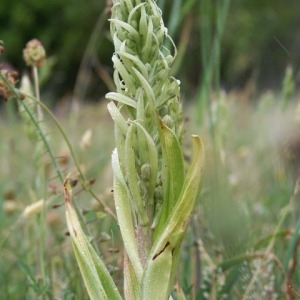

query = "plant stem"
[32,66,43,122]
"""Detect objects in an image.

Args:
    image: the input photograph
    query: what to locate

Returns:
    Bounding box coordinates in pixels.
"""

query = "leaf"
[142,136,204,299]
[124,253,142,300]
[284,217,300,271]
[142,241,173,300]
[64,177,121,300]
[111,149,144,282]
[153,119,185,240]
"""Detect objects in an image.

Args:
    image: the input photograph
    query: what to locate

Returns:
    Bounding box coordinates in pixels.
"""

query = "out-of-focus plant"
[280,65,295,110]
[0,0,109,99]
[196,0,231,123]
[0,38,118,298]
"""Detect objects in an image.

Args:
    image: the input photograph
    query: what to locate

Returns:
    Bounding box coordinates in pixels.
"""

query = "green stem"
[32,66,43,122]
[196,0,231,122]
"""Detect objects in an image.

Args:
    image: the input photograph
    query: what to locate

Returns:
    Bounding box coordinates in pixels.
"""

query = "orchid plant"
[0,0,204,299]
[65,0,204,299]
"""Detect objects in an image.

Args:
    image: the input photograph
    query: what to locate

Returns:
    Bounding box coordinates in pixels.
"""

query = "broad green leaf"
[153,119,185,240]
[64,178,121,300]
[142,241,173,300]
[143,136,204,298]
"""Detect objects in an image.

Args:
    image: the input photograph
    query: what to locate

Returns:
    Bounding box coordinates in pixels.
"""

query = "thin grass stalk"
[32,66,43,122]
[196,0,231,123]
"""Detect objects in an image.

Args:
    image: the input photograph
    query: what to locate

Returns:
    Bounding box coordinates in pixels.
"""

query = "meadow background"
[1,0,300,299]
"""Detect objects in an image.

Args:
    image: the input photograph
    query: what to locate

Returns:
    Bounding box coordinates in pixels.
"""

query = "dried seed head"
[23,39,46,67]
[0,69,18,101]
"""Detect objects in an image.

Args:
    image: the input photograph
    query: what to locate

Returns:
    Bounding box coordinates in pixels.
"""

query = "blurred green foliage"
[223,0,300,90]
[0,0,113,99]
[160,0,300,93]
[1,0,300,100]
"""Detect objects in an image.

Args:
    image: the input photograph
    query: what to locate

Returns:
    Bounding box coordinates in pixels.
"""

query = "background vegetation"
[1,0,300,100]
[1,0,300,299]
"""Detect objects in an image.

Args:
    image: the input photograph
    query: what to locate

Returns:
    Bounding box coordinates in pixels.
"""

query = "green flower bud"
[154,185,163,203]
[162,115,174,129]
[141,163,151,181]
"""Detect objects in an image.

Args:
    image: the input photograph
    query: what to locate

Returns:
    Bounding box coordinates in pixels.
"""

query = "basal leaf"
[64,177,121,300]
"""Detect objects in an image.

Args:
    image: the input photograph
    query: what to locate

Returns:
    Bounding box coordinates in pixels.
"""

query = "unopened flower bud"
[23,39,46,67]
[141,163,151,181]
[154,185,163,202]
[162,115,174,128]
